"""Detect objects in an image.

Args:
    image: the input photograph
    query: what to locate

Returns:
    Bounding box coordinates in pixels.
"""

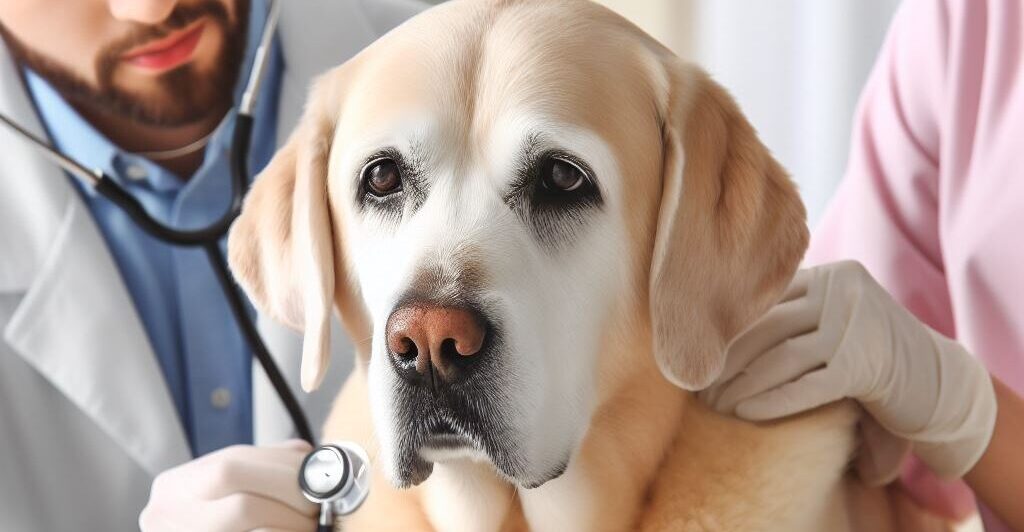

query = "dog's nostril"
[440,338,460,359]
[397,337,417,358]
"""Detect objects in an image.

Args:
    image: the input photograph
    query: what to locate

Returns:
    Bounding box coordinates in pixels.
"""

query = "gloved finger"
[138,502,177,532]
[198,441,313,468]
[203,493,317,532]
[855,414,909,486]
[273,438,315,453]
[195,448,317,515]
[733,368,845,421]
[710,333,828,414]
[717,297,821,384]
[203,462,316,516]
[182,444,311,486]
[779,267,812,303]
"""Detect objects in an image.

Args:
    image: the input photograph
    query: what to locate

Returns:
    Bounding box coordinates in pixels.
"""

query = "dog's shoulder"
[639,401,860,532]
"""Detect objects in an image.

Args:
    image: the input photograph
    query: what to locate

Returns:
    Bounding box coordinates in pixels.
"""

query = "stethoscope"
[0,1,369,527]
[299,442,373,531]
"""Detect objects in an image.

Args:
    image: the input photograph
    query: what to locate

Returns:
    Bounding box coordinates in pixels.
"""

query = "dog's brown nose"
[386,303,486,386]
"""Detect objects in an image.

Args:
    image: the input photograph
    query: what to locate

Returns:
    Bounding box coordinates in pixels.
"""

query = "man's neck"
[73,100,228,179]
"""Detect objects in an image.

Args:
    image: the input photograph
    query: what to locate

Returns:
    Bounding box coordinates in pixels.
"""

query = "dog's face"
[229,0,807,490]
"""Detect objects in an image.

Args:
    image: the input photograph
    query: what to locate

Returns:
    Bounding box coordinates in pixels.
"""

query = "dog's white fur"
[228,0,950,529]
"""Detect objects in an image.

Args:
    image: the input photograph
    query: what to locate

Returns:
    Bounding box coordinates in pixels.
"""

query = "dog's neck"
[517,361,688,531]
[418,338,689,532]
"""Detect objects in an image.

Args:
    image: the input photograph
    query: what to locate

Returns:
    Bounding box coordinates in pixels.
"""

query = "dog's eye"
[540,156,587,192]
[363,158,403,196]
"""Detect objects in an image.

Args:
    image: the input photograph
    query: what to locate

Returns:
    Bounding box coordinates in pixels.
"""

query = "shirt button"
[210,387,232,409]
[125,164,148,181]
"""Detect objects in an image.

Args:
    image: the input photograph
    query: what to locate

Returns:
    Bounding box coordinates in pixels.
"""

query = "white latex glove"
[701,261,997,483]
[139,439,317,532]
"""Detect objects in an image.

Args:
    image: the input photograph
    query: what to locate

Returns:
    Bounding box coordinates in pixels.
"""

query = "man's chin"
[106,74,231,126]
[97,50,238,123]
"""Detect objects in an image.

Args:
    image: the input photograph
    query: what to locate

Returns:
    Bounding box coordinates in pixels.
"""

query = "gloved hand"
[139,439,317,532]
[701,260,997,483]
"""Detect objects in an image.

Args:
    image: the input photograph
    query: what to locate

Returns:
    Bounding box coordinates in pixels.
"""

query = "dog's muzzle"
[380,295,535,486]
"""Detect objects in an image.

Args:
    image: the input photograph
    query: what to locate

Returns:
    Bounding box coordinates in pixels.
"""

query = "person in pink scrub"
[702,0,1024,529]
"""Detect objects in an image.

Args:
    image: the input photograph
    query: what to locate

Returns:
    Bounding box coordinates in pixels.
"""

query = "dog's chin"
[387,435,570,489]
[512,458,570,490]
[419,434,491,463]
[389,453,434,488]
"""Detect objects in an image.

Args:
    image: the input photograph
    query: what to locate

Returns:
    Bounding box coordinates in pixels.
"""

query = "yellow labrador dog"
[228,0,950,530]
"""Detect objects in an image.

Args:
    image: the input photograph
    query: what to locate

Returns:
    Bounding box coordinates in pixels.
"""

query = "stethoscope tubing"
[92,113,316,447]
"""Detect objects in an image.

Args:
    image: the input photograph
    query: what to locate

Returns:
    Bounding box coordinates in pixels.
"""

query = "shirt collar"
[24,70,121,182]
[24,0,277,194]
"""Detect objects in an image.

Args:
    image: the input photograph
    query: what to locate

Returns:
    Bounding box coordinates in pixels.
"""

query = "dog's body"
[228,0,951,529]
[327,368,880,531]
[324,353,945,531]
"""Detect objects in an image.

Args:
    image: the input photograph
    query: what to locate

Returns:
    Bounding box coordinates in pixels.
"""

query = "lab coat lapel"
[0,44,191,475]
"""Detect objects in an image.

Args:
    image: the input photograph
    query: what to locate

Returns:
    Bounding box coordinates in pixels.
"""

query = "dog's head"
[228,0,807,489]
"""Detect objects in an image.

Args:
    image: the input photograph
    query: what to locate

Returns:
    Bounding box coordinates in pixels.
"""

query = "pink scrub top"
[805,0,1023,529]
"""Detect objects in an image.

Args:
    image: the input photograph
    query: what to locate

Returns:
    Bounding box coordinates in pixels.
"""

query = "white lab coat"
[0,1,423,529]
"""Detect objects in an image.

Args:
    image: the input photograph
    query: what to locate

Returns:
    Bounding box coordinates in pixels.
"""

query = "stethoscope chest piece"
[300,442,371,528]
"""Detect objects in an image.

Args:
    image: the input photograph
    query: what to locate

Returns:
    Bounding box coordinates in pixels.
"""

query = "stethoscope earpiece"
[300,442,372,530]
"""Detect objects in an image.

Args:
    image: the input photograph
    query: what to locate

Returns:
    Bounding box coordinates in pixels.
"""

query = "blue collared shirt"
[25,1,283,457]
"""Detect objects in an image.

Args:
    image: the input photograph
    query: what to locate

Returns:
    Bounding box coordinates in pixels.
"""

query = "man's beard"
[0,0,249,127]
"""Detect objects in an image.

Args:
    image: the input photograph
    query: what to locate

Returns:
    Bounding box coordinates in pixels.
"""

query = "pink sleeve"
[807,1,996,524]
[806,0,955,338]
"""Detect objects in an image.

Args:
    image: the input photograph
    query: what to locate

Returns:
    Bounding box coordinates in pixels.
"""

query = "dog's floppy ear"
[228,71,351,392]
[649,62,808,391]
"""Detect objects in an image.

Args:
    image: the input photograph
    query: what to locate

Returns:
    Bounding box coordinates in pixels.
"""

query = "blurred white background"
[591,0,901,226]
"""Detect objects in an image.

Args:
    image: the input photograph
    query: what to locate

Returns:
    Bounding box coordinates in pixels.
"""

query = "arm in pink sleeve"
[807,0,954,337]
[809,0,985,522]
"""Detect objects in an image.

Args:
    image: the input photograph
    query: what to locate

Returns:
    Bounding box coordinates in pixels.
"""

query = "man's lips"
[122,22,206,71]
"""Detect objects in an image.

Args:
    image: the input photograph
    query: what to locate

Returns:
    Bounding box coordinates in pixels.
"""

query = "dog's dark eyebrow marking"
[405,140,430,211]
[502,132,544,204]
[520,132,542,159]
[405,138,428,177]
[355,143,429,223]
[502,134,603,251]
